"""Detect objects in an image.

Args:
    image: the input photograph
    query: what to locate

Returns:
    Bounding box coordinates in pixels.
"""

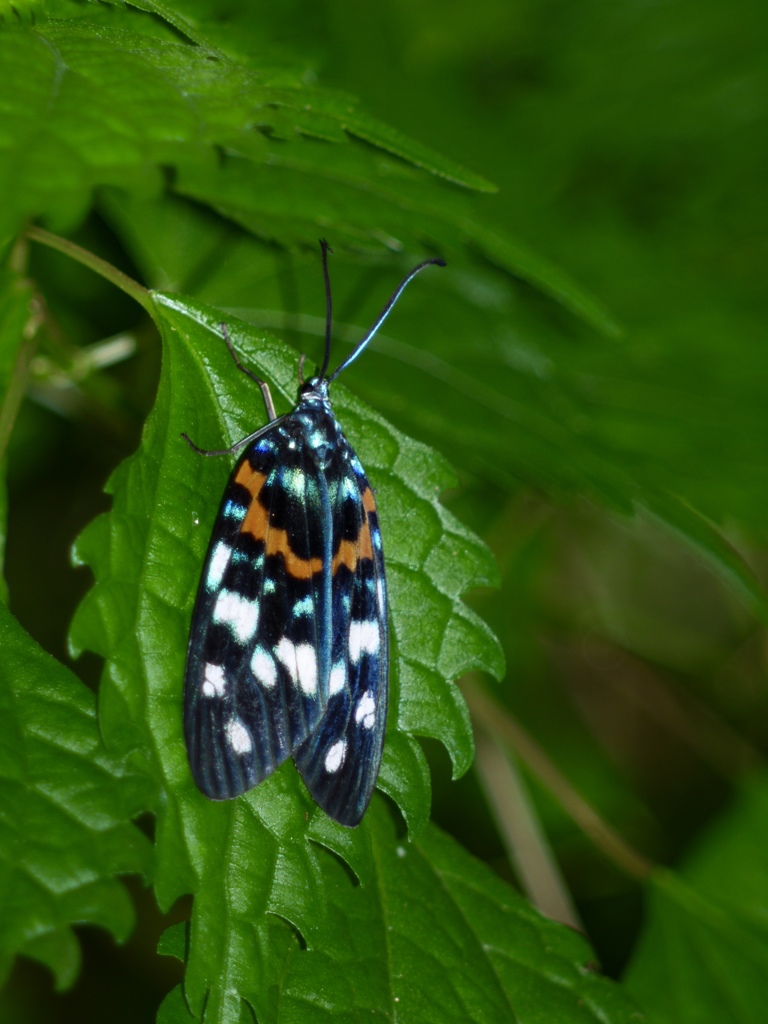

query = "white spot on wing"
[201,662,227,698]
[324,740,347,774]
[275,638,318,696]
[343,476,358,499]
[329,664,346,696]
[226,718,252,755]
[213,590,259,643]
[348,620,380,664]
[251,648,276,689]
[207,542,232,590]
[355,690,377,729]
[295,644,318,696]
[377,579,386,616]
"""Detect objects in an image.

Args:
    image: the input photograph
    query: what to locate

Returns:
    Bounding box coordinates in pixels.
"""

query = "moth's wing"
[293,445,388,826]
[184,420,332,800]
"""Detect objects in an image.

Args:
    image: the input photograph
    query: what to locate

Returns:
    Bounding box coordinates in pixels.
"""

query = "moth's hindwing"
[293,444,388,827]
[184,420,332,800]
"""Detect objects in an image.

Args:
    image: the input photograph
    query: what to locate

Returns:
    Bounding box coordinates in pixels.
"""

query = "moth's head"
[297,375,331,405]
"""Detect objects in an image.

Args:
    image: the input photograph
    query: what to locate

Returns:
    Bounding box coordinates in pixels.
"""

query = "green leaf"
[114,0,229,55]
[275,800,640,1023]
[456,218,621,339]
[157,920,186,964]
[0,16,490,242]
[156,983,196,1024]
[159,800,639,1023]
[0,603,152,989]
[274,90,497,192]
[625,775,768,1024]
[69,290,502,1020]
[0,0,38,24]
[77,0,497,189]
[377,731,432,837]
[174,139,612,334]
[1,10,611,342]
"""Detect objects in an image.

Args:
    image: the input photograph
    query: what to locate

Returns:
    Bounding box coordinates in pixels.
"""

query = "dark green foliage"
[1,1,767,1022]
[626,777,768,1023]
[0,603,151,989]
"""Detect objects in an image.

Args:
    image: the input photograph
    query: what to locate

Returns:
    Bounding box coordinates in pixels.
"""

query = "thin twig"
[464,680,653,881]
[0,272,44,464]
[565,637,762,781]
[26,226,153,315]
[475,730,584,928]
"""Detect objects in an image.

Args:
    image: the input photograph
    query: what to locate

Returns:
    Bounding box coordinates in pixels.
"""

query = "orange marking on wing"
[280,548,323,580]
[235,462,323,579]
[332,516,373,575]
[234,462,267,499]
[361,486,377,514]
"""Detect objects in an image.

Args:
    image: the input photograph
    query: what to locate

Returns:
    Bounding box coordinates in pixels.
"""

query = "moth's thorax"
[290,377,342,468]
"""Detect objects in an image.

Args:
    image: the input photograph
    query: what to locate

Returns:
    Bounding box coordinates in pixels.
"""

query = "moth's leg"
[220,321,277,421]
[181,427,269,458]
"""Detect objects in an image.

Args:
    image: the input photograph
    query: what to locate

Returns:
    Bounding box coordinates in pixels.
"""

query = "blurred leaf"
[640,496,767,624]
[685,774,768,911]
[0,603,152,989]
[0,0,39,24]
[625,775,768,1024]
[174,139,616,334]
[0,13,492,243]
[106,0,228,53]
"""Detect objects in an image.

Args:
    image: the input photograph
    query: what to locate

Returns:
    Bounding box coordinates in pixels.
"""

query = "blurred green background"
[4,0,768,1019]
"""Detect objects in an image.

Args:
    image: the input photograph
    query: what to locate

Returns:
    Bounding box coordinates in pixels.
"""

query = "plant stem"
[26,226,153,316]
[475,730,584,929]
[0,327,37,466]
[464,679,653,882]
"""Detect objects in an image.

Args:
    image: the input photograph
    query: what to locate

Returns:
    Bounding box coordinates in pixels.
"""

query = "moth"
[182,242,445,826]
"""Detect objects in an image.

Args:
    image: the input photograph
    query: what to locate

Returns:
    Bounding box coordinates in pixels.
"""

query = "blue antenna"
[320,249,446,383]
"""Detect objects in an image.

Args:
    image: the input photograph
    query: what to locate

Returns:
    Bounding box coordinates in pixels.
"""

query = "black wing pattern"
[184,417,333,799]
[293,443,389,826]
